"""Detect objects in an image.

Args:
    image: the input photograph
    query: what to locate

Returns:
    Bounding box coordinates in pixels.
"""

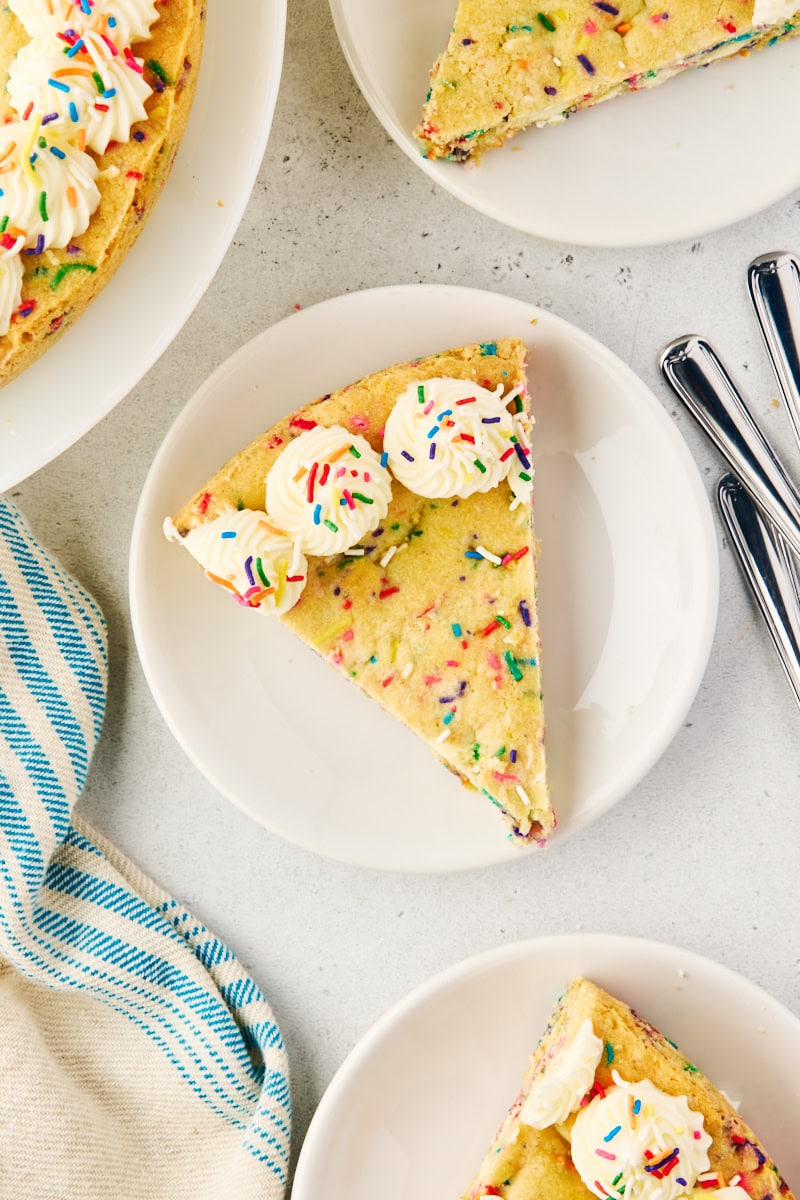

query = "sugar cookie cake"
[0,0,205,385]
[165,339,553,845]
[417,1,800,161]
[462,977,795,1200]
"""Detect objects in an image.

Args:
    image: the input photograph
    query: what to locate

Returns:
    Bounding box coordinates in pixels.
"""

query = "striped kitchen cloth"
[0,499,290,1200]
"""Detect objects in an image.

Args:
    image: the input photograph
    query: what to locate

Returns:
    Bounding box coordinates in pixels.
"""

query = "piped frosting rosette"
[383,376,533,503]
[166,509,309,617]
[8,31,152,155]
[0,0,162,333]
[266,424,393,557]
[0,120,100,248]
[753,0,800,28]
[569,1072,712,1200]
[9,0,159,48]
[169,426,394,616]
[520,1019,604,1129]
[0,249,24,337]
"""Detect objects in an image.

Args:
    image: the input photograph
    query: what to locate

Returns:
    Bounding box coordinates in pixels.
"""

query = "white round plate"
[292,934,800,1200]
[330,0,800,246]
[0,0,287,490]
[130,284,718,872]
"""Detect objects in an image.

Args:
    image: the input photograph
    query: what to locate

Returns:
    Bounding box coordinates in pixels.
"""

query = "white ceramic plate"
[0,0,287,490]
[330,0,800,246]
[130,284,718,872]
[292,934,800,1200]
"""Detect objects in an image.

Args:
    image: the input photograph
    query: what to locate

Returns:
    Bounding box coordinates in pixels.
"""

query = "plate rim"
[2,0,288,490]
[291,931,800,1198]
[129,282,720,872]
[328,0,800,248]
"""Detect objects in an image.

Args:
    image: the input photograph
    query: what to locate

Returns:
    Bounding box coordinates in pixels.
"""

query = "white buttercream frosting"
[570,1073,712,1200]
[265,424,393,557]
[165,509,308,616]
[8,32,151,155]
[0,250,24,337]
[0,0,163,351]
[383,377,524,500]
[520,1019,604,1129]
[0,120,100,248]
[9,0,160,47]
[507,409,534,508]
[752,0,797,26]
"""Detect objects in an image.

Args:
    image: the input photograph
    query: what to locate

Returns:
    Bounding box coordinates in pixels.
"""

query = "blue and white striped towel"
[0,499,290,1199]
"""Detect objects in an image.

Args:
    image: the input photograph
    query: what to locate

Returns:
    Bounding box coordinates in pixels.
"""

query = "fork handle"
[748,252,800,452]
[661,335,800,560]
[718,474,800,711]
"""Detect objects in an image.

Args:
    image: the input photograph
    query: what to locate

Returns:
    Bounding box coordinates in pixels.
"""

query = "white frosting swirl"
[165,509,308,617]
[0,249,24,337]
[0,120,100,248]
[8,32,152,155]
[0,0,162,350]
[265,424,392,557]
[752,0,797,26]
[9,0,160,47]
[520,1019,604,1129]
[383,377,521,499]
[570,1073,712,1200]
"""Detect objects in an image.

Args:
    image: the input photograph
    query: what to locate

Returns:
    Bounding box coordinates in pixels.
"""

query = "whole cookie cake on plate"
[0,0,205,385]
[463,976,795,1200]
[165,338,553,845]
[417,0,800,161]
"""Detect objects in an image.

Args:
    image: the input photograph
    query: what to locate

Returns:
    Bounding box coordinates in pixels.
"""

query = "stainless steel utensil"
[660,335,800,560]
[717,474,800,709]
[748,251,800,452]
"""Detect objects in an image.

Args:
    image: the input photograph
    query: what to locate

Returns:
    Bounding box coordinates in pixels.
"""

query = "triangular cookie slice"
[166,340,552,844]
[462,977,795,1200]
[417,2,800,161]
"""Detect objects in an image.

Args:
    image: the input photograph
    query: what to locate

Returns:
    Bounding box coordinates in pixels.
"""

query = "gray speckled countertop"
[13,0,800,1177]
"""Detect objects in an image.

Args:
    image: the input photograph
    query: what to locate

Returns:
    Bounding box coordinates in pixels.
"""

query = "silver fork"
[660,334,800,558]
[717,475,800,709]
[660,259,800,708]
[748,252,800,449]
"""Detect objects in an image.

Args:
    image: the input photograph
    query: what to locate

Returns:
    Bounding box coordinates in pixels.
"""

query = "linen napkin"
[0,499,290,1200]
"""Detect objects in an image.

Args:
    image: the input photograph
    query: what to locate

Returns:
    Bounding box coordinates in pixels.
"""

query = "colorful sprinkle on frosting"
[265,424,393,556]
[383,376,530,500]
